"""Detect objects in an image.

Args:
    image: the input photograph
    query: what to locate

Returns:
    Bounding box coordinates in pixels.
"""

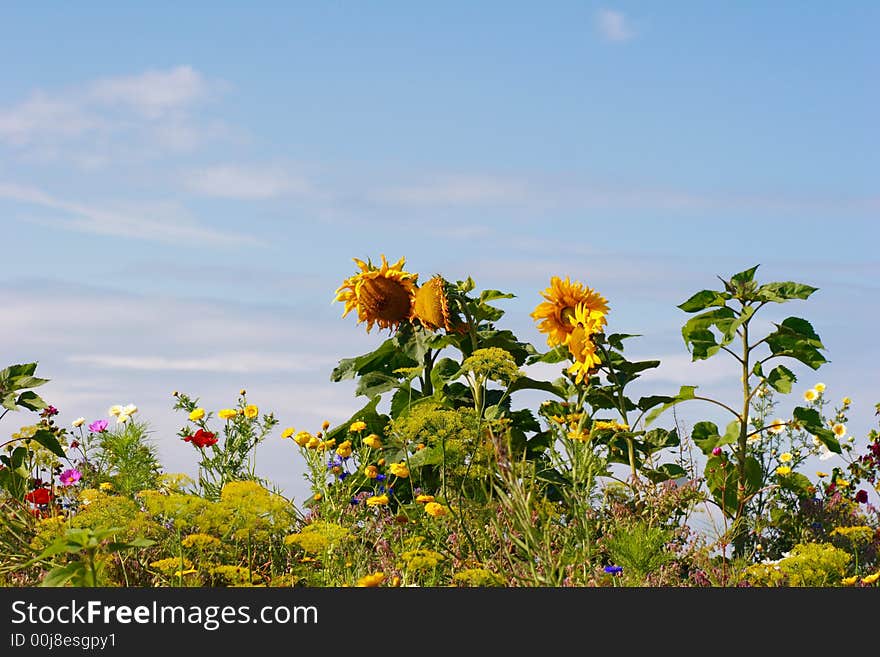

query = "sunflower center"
[359,276,412,322]
[560,306,577,326]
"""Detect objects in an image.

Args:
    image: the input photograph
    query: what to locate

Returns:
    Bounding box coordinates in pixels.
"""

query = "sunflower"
[531,276,608,347]
[334,255,418,332]
[411,275,453,332]
[565,304,603,384]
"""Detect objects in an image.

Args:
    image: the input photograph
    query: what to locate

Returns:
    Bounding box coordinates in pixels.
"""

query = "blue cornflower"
[350,497,360,505]
[338,471,350,481]
[376,474,386,482]
[327,454,343,469]
[604,565,623,575]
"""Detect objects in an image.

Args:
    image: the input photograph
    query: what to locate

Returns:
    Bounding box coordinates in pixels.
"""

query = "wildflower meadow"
[2,259,878,588]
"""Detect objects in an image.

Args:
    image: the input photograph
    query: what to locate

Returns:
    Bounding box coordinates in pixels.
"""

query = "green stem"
[733,309,751,558]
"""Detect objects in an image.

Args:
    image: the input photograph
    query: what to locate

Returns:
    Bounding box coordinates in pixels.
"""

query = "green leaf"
[479,289,515,303]
[705,456,738,517]
[355,372,402,399]
[792,406,841,453]
[678,290,731,313]
[730,265,760,287]
[1,394,18,411]
[527,345,570,365]
[406,445,444,468]
[325,397,388,443]
[606,333,641,350]
[643,428,680,451]
[31,428,66,458]
[645,386,697,426]
[766,365,796,394]
[0,363,39,382]
[692,421,738,456]
[644,463,687,483]
[756,281,819,303]
[505,376,567,400]
[430,358,462,387]
[15,390,48,411]
[41,562,86,588]
[106,537,156,551]
[765,318,828,371]
[778,472,813,497]
[637,395,675,412]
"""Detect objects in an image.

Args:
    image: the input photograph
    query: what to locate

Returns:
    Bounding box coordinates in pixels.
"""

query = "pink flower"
[88,419,109,433]
[59,468,81,486]
[712,447,723,456]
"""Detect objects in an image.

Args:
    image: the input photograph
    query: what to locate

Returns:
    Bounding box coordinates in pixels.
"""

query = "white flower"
[122,403,138,416]
[72,417,86,428]
[117,413,131,424]
[108,405,123,417]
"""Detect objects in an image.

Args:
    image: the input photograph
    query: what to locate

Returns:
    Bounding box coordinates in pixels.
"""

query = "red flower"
[855,489,869,504]
[25,488,53,505]
[184,428,218,449]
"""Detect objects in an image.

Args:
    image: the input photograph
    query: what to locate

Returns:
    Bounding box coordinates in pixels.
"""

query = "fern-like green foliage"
[604,521,675,584]
[88,420,161,497]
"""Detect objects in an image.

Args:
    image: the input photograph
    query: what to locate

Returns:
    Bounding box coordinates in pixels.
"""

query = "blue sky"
[1,2,877,503]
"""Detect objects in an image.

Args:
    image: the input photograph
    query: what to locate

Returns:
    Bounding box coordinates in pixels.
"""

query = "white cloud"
[183,164,312,200]
[0,182,261,247]
[0,66,225,163]
[371,175,529,206]
[596,9,635,43]
[67,352,336,374]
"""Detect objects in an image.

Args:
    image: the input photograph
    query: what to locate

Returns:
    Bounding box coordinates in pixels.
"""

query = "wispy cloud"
[67,352,336,374]
[0,66,227,163]
[0,182,262,247]
[370,175,530,206]
[596,9,636,43]
[183,164,312,200]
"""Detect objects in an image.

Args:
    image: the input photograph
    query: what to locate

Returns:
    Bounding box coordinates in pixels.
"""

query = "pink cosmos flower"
[59,468,82,486]
[88,419,109,433]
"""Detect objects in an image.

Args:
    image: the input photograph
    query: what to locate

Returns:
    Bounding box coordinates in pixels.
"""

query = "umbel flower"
[334,255,418,333]
[531,276,608,347]
[411,275,453,332]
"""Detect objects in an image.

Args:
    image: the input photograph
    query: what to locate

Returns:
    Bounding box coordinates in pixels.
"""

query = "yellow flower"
[334,255,418,333]
[776,466,792,476]
[424,502,448,517]
[389,461,410,478]
[313,493,323,501]
[567,429,590,442]
[531,276,608,347]
[243,405,259,419]
[415,494,435,504]
[357,572,385,587]
[842,397,852,406]
[803,389,818,403]
[306,436,321,449]
[349,421,367,433]
[565,305,603,385]
[317,439,336,451]
[814,383,826,393]
[835,478,849,488]
[72,417,85,428]
[108,405,123,417]
[364,465,378,479]
[99,482,114,492]
[281,427,295,439]
[218,408,238,420]
[122,403,138,416]
[779,452,793,463]
[322,420,331,431]
[411,275,453,332]
[336,440,353,458]
[189,408,206,422]
[841,576,859,586]
[117,413,131,424]
[816,471,828,478]
[768,419,786,434]
[292,431,311,446]
[377,458,386,467]
[363,434,382,449]
[862,572,880,585]
[832,423,846,438]
[366,494,389,506]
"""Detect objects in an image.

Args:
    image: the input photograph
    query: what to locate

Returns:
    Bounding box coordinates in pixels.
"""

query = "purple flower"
[855,489,869,504]
[42,405,59,418]
[88,419,109,433]
[604,565,623,575]
[59,468,81,487]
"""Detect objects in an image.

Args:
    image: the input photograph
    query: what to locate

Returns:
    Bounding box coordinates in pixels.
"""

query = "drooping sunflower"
[565,303,603,384]
[411,275,454,332]
[334,255,418,332]
[531,276,608,347]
